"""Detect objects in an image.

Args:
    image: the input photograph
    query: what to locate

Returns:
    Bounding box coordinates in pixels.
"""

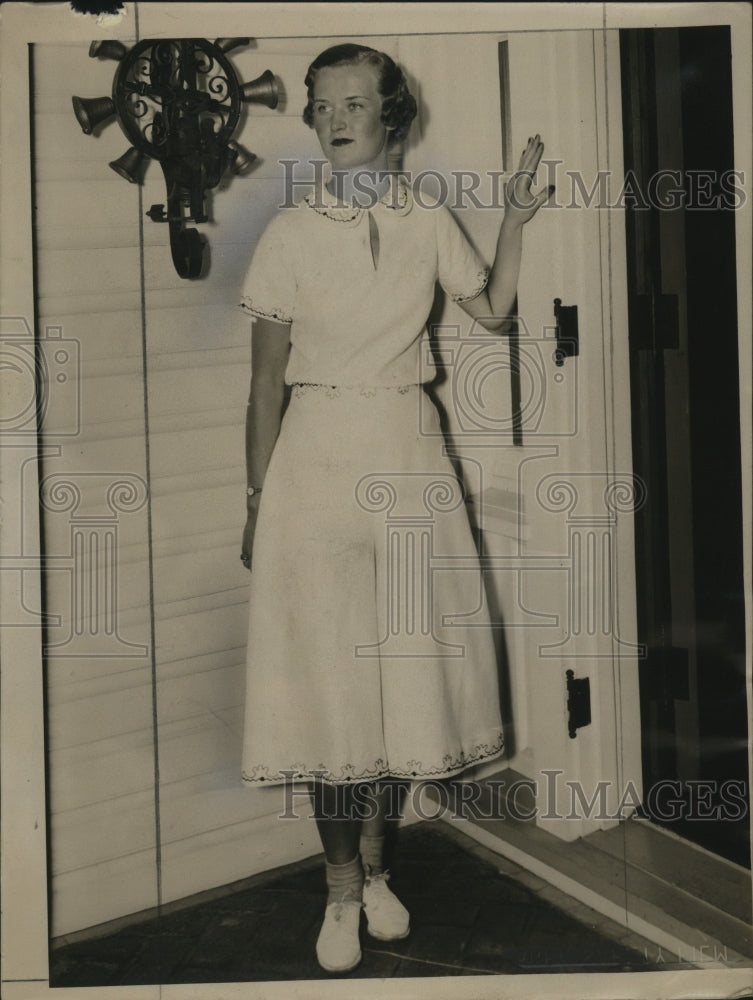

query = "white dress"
[239,181,505,786]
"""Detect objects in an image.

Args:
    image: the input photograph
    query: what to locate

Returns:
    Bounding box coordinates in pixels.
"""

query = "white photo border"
[1,3,751,999]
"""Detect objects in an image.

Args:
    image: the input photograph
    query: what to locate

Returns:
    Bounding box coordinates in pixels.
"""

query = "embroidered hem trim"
[241,731,505,786]
[450,266,491,304]
[239,297,292,324]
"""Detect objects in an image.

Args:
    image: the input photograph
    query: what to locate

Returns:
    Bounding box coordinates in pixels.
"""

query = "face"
[311,63,389,171]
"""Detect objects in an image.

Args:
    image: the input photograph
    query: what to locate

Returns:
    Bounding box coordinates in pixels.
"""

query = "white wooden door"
[496,30,640,840]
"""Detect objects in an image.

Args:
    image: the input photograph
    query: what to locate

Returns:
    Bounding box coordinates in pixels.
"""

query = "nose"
[331,107,347,131]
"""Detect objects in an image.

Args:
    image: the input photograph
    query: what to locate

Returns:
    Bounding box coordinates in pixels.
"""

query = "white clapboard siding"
[36,40,160,937]
[159,807,323,907]
[53,850,160,938]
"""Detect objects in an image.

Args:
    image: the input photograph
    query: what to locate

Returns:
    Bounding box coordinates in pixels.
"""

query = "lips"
[331,138,353,146]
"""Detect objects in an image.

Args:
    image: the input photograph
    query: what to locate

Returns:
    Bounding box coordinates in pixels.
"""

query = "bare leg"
[360,780,403,839]
[359,780,408,875]
[310,780,362,864]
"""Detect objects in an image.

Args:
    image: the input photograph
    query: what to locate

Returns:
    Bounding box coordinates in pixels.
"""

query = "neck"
[326,137,392,206]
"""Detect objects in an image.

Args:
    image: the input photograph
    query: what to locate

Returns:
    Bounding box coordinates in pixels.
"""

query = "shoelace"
[329,886,364,921]
[364,866,391,888]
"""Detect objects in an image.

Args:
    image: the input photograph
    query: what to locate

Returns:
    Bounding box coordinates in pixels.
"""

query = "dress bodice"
[239,180,489,387]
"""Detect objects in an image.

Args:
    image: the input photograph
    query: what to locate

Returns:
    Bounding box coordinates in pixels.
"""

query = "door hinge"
[566,669,591,738]
[553,298,579,365]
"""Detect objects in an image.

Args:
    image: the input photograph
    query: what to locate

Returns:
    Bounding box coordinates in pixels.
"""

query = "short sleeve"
[239,212,296,324]
[435,205,490,304]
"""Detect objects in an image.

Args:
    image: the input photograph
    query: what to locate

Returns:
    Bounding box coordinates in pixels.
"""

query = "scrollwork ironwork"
[73,36,278,278]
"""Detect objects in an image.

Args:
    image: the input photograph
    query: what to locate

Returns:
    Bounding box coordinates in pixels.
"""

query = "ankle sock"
[325,855,364,904]
[359,833,385,877]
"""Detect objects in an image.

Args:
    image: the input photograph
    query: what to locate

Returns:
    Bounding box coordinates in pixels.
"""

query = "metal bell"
[240,70,279,109]
[109,147,147,184]
[72,95,116,134]
[89,40,127,61]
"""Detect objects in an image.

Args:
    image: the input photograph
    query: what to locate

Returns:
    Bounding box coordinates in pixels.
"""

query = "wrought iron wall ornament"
[72,38,279,278]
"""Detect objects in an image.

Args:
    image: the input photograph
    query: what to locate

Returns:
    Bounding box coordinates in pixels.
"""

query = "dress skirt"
[241,383,505,786]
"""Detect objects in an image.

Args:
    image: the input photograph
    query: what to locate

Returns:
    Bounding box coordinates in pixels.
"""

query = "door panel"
[480,30,643,839]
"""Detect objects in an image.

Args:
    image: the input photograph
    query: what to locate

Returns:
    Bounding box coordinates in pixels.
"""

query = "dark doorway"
[620,26,748,867]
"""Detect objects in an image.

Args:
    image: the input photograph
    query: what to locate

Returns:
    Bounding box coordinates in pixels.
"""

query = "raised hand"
[503,134,554,227]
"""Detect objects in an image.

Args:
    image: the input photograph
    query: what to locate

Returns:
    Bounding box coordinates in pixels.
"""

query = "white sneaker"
[315,890,363,973]
[362,869,410,941]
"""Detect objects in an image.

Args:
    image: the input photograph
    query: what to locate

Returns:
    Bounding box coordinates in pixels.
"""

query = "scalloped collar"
[302,176,412,224]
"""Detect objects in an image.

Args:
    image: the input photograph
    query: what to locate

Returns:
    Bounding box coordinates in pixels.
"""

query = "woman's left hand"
[503,134,554,227]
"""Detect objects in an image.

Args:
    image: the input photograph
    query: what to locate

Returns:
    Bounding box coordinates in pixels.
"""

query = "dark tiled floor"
[50,823,661,985]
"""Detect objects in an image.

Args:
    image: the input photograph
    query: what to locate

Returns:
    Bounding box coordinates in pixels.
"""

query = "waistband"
[289,382,419,399]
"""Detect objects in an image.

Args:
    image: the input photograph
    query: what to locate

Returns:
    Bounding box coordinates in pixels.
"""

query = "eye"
[313,102,331,116]
[348,101,364,112]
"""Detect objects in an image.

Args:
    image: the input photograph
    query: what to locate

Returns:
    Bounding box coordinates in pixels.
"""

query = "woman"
[239,43,552,974]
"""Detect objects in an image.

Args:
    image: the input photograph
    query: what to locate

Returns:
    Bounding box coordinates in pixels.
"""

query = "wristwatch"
[246,486,263,498]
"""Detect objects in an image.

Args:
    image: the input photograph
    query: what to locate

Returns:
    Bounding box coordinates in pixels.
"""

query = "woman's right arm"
[242,316,291,571]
